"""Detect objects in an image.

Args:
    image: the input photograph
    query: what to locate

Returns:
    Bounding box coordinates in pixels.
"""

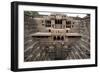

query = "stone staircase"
[24,15,90,62]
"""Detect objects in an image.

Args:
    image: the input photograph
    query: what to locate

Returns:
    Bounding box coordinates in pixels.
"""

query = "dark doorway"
[57,36,60,40]
[49,29,51,32]
[53,36,56,40]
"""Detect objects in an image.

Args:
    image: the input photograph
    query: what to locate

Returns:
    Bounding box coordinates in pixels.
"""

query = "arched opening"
[57,36,60,40]
[66,30,68,33]
[53,36,56,41]
[53,36,64,41]
[49,29,51,32]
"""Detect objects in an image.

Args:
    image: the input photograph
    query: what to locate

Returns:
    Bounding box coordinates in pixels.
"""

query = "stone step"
[24,41,39,52]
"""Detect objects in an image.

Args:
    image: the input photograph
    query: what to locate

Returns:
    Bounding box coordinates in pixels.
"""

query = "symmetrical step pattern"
[24,15,90,61]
